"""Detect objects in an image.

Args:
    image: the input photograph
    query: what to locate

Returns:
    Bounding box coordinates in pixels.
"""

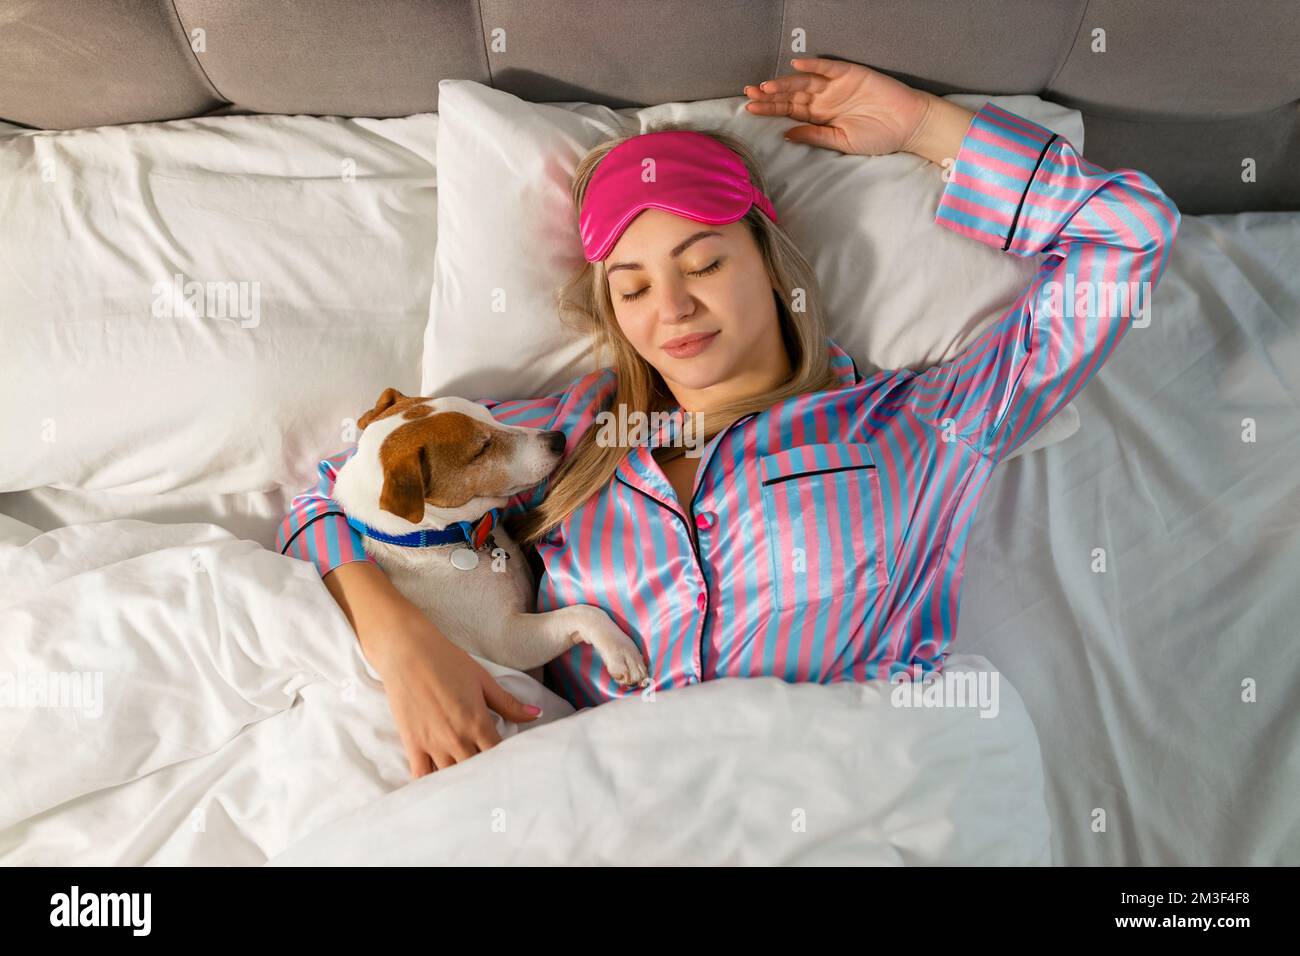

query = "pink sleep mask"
[578,129,778,263]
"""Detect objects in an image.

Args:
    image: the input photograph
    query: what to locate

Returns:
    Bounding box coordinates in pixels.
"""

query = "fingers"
[475,708,504,745]
[413,740,487,777]
[743,99,791,118]
[396,720,436,778]
[746,57,877,105]
[465,713,502,763]
[743,65,820,122]
[745,56,849,96]
[446,738,479,765]
[400,720,484,779]
[406,746,434,779]
[744,92,809,111]
[482,674,542,724]
[420,716,498,779]
[744,74,820,99]
[789,56,863,80]
[744,74,822,107]
[783,123,849,152]
[744,92,819,125]
[429,751,454,773]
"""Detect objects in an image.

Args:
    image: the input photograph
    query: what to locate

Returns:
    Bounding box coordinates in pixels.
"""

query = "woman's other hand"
[744,57,974,164]
[324,561,542,778]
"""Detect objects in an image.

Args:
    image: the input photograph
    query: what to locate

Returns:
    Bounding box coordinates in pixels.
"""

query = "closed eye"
[472,439,491,460]
[619,260,723,302]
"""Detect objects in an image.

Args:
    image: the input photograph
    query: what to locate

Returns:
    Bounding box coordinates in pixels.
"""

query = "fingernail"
[524,704,542,716]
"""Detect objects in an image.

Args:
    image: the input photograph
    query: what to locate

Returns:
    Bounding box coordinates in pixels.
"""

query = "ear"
[358,387,412,431]
[378,447,428,523]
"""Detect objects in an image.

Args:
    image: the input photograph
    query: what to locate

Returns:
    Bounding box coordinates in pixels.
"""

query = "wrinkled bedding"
[0,515,1049,865]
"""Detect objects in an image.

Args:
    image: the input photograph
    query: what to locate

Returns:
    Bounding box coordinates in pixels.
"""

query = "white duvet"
[0,515,1049,866]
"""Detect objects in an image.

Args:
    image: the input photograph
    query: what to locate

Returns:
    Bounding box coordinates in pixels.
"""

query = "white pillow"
[0,112,439,495]
[424,80,1082,458]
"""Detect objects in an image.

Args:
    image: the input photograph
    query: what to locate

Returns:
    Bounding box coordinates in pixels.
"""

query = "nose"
[658,281,696,324]
[543,430,566,454]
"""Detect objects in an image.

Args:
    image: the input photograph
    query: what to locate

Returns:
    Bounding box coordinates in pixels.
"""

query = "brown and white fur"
[332,387,649,688]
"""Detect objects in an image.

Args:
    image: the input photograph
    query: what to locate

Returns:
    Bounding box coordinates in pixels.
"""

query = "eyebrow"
[605,230,723,274]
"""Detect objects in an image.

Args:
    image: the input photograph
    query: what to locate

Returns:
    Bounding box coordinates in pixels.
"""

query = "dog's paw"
[592,631,650,689]
[565,605,650,689]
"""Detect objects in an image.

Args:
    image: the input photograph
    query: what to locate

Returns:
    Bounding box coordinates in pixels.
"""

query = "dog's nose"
[544,430,566,454]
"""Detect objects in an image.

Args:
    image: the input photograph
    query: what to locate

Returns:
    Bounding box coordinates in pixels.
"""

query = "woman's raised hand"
[744,57,972,164]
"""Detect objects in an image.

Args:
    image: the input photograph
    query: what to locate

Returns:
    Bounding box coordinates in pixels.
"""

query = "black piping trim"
[612,411,751,679]
[843,351,863,382]
[761,463,875,487]
[1003,133,1058,251]
[614,471,706,668]
[615,473,690,539]
[280,510,346,555]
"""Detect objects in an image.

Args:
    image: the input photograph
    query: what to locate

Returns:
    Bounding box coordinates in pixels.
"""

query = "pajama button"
[694,511,714,530]
[696,591,707,612]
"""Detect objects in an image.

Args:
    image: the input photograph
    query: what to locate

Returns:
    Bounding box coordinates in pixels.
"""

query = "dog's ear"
[378,447,428,523]
[358,387,411,431]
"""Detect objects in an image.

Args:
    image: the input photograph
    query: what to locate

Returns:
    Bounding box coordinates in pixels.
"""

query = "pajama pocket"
[758,442,887,612]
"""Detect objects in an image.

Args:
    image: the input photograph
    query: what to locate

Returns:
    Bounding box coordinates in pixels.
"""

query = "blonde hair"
[511,121,841,545]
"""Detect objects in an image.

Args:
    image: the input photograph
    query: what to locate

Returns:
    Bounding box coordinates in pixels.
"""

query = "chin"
[663,355,732,392]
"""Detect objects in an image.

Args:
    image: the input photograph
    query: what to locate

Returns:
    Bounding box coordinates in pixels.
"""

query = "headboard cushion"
[2,0,1296,213]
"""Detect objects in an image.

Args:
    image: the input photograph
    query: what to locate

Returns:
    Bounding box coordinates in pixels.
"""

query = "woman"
[277,58,1179,778]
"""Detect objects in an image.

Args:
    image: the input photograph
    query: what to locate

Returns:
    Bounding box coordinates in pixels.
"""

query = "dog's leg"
[496,606,649,688]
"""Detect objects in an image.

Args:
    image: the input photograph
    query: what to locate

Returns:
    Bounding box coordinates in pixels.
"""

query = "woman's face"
[604,209,791,411]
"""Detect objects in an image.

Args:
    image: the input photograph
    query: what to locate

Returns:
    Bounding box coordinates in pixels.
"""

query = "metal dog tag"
[450,547,480,571]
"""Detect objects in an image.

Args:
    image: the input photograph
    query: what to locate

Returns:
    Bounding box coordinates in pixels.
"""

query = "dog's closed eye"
[471,437,491,460]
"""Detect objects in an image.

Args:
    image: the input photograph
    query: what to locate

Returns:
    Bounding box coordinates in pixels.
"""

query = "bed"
[1,0,1297,866]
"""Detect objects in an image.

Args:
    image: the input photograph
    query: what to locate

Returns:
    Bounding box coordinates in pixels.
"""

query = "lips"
[660,330,719,359]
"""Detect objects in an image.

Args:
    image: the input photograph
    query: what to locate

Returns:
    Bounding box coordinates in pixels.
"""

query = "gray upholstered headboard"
[2,0,1297,214]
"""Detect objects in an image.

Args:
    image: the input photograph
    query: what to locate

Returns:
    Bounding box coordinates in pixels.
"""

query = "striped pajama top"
[276,102,1180,710]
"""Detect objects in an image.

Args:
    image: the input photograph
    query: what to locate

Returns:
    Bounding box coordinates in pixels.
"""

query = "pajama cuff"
[278,510,378,579]
[934,101,1062,257]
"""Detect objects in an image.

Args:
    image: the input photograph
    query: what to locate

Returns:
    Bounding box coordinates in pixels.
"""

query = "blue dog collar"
[346,507,502,550]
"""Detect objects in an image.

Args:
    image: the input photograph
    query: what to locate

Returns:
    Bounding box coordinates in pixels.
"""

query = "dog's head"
[347,388,567,525]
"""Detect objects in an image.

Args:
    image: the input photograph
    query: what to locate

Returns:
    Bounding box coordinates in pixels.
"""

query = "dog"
[331,387,650,689]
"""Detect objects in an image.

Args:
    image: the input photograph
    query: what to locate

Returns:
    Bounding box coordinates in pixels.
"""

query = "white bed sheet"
[954,210,1300,864]
[0,486,294,555]
[0,515,1049,866]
